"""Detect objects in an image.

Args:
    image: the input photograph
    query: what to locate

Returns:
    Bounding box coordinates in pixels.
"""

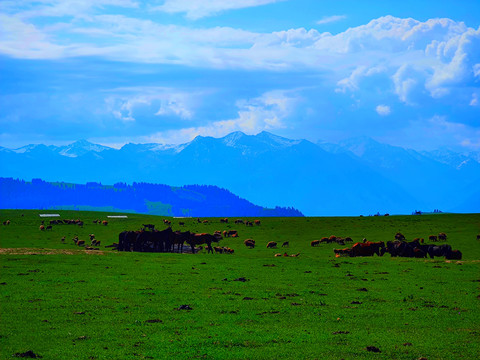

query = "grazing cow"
[429,235,438,242]
[214,246,224,254]
[225,230,238,238]
[413,248,426,258]
[187,233,219,254]
[220,218,229,223]
[254,220,261,225]
[334,248,352,257]
[395,232,406,241]
[328,235,337,243]
[344,237,353,242]
[266,241,277,249]
[245,221,253,227]
[438,233,447,241]
[39,225,45,231]
[386,240,422,257]
[428,244,452,259]
[76,240,85,247]
[45,225,53,231]
[235,219,244,224]
[282,241,289,247]
[350,241,385,257]
[320,237,329,243]
[224,247,234,254]
[311,240,320,247]
[202,220,209,224]
[445,249,462,260]
[244,239,255,249]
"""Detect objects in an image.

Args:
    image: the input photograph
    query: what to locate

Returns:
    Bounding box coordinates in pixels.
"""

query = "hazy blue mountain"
[1,132,478,215]
[0,178,302,217]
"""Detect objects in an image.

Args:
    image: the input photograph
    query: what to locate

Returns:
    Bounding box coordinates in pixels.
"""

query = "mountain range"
[1,131,479,216]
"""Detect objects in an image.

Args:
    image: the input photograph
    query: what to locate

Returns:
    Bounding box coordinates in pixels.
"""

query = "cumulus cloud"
[152,0,284,20]
[316,15,346,25]
[376,105,391,116]
[105,87,198,122]
[470,93,479,106]
[140,90,298,144]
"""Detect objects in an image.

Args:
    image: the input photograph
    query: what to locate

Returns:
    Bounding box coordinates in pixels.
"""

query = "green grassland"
[0,210,479,359]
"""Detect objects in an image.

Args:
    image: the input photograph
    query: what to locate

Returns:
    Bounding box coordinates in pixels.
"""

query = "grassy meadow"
[0,209,479,359]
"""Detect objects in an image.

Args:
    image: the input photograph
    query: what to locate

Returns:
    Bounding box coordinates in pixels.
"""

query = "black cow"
[445,249,462,260]
[173,231,191,253]
[427,244,452,259]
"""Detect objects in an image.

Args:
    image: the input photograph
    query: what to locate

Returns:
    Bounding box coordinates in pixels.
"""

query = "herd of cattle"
[116,228,222,254]
[329,233,463,260]
[2,215,471,260]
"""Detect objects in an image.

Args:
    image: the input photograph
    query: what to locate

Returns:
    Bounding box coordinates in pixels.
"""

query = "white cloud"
[336,65,386,93]
[105,87,199,122]
[6,0,139,18]
[140,90,298,144]
[376,105,391,116]
[470,93,479,106]
[1,11,479,110]
[316,15,346,25]
[152,0,284,20]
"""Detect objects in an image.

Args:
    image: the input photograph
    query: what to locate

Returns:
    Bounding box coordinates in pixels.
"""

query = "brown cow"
[254,220,261,225]
[438,233,447,241]
[311,240,320,247]
[187,233,219,254]
[266,241,277,248]
[39,225,45,231]
[350,241,385,257]
[244,239,255,248]
[334,248,351,257]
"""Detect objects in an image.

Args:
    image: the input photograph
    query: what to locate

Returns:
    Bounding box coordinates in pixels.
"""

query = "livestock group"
[23,214,471,261]
[327,232,462,260]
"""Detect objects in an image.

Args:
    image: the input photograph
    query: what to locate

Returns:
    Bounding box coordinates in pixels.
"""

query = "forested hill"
[0,178,303,217]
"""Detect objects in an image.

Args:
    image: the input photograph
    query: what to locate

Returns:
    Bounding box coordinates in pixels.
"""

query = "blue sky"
[1,0,479,151]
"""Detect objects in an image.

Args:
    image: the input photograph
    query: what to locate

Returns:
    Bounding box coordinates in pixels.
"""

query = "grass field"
[0,210,479,359]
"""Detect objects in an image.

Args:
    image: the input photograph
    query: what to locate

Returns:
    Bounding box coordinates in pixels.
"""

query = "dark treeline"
[0,178,303,217]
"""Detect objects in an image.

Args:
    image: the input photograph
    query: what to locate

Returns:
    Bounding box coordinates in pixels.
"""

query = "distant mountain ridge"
[0,178,303,217]
[1,132,479,215]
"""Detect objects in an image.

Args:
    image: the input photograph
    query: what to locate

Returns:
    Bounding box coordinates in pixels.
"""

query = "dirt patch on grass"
[0,248,106,255]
